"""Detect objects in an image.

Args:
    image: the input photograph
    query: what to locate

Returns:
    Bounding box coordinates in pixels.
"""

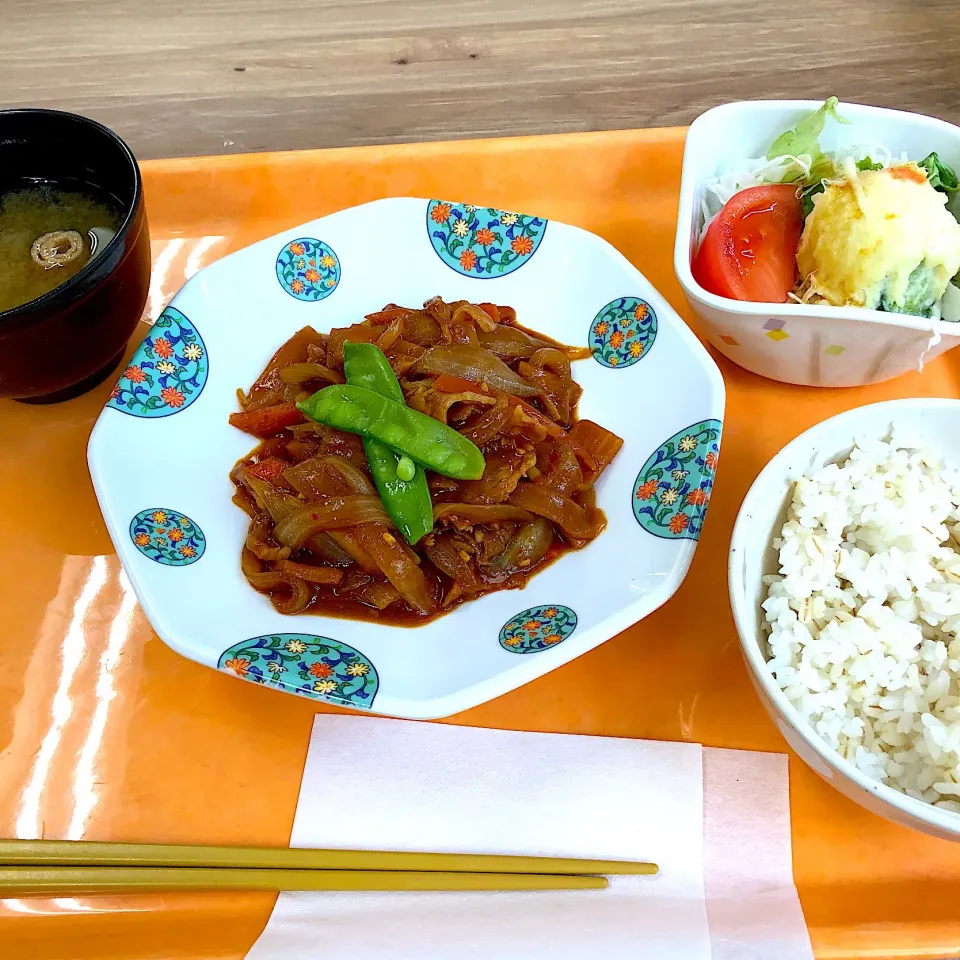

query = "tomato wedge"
[692,184,803,303]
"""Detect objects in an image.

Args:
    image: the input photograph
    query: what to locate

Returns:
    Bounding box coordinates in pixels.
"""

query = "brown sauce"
[229,298,623,625]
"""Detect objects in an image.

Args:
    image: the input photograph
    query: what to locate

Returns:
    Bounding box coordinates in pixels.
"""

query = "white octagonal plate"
[88,197,725,718]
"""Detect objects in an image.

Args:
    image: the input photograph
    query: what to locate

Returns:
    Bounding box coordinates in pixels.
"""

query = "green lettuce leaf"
[800,182,824,218]
[918,152,959,196]
[767,97,847,182]
[856,157,883,172]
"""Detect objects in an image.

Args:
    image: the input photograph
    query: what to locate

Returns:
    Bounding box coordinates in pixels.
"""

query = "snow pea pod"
[343,342,433,545]
[298,383,486,481]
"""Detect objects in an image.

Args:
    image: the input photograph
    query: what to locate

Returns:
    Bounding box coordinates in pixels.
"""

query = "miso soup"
[0,181,123,313]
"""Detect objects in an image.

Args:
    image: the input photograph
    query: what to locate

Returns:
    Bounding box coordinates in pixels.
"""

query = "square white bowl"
[674,100,960,388]
[89,196,724,719]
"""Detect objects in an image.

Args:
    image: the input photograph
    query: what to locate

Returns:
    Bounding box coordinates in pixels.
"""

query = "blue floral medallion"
[589,297,657,368]
[499,605,578,654]
[129,509,206,566]
[427,200,546,277]
[218,633,378,708]
[106,307,207,417]
[276,238,340,301]
[632,419,721,541]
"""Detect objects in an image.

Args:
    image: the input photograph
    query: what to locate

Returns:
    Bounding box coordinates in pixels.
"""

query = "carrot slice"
[229,402,305,437]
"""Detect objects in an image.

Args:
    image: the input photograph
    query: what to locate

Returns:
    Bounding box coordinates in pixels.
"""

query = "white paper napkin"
[703,748,812,960]
[246,716,812,959]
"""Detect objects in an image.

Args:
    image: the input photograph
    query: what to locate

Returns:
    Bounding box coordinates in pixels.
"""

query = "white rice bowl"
[762,429,960,813]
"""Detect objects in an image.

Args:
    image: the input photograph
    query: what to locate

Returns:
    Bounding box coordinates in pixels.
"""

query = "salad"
[692,98,960,321]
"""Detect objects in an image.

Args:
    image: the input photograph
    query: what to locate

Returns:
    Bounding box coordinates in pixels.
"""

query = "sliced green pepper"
[343,342,433,545]
[298,383,486,481]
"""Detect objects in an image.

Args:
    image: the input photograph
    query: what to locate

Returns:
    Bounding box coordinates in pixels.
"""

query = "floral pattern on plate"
[427,200,546,277]
[218,633,378,708]
[632,419,721,540]
[276,239,341,301]
[107,307,207,417]
[499,605,578,654]
[129,509,206,566]
[589,297,657,368]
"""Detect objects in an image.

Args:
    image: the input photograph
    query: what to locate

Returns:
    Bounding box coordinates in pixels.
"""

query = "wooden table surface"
[3,0,959,160]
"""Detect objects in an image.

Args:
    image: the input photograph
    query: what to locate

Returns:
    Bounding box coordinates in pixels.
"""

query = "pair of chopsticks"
[0,839,658,894]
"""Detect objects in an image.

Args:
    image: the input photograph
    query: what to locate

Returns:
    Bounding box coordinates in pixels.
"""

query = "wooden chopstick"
[0,866,607,894]
[0,839,657,876]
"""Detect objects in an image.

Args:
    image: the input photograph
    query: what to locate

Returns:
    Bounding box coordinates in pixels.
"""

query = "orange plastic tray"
[2,129,960,960]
